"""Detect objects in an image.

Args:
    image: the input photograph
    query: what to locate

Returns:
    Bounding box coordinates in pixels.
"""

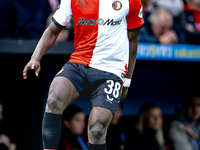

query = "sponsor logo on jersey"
[76,17,122,26]
[106,95,114,104]
[112,1,122,11]
[138,7,143,18]
[79,0,86,6]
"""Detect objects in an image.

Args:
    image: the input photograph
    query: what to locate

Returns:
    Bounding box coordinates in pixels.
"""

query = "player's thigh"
[46,76,80,113]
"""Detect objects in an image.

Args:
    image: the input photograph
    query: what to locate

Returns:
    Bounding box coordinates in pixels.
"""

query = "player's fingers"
[35,66,41,77]
[120,87,128,102]
[23,66,30,79]
[120,93,125,102]
[120,96,124,102]
[31,63,35,70]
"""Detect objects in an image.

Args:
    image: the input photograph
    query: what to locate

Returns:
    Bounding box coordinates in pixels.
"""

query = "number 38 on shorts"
[104,80,122,102]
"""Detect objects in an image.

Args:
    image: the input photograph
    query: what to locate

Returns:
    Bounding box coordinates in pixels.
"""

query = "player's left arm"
[126,29,141,79]
[120,0,144,101]
[120,29,141,101]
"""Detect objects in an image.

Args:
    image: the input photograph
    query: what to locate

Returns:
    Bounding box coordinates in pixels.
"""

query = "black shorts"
[55,62,123,115]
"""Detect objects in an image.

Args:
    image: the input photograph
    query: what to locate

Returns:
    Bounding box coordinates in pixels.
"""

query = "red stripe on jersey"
[124,63,128,75]
[120,84,123,94]
[69,0,99,66]
[126,0,144,30]
[120,64,128,94]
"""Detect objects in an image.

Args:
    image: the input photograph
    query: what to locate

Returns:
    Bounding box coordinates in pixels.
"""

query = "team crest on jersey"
[112,1,122,11]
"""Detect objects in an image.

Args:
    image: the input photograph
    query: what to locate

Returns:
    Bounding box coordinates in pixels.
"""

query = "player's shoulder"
[128,0,142,12]
[128,0,142,6]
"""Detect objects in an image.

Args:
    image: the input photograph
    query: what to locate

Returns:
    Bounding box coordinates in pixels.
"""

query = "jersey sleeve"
[52,0,72,28]
[126,0,145,31]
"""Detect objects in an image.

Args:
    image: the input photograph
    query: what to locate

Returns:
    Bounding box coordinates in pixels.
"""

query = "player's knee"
[46,96,63,114]
[89,122,106,141]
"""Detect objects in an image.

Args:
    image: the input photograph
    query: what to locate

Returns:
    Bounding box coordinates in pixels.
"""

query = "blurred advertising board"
[137,43,200,62]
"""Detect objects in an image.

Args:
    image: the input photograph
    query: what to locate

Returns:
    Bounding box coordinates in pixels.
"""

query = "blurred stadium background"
[0,0,200,150]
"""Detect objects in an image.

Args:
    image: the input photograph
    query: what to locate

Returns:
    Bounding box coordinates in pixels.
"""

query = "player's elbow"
[48,22,62,36]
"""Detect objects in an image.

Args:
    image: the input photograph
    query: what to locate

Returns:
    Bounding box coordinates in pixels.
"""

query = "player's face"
[147,107,163,131]
[68,112,85,135]
[0,104,3,122]
[188,97,200,122]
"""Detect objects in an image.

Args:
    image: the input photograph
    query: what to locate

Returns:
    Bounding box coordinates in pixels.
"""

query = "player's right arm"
[23,0,72,79]
[23,22,62,79]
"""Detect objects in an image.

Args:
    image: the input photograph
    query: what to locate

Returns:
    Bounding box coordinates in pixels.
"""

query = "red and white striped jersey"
[53,0,144,79]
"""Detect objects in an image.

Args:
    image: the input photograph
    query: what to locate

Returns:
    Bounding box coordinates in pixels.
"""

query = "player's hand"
[23,57,41,79]
[120,87,129,102]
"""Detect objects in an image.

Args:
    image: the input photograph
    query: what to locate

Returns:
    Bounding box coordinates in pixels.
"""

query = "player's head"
[62,105,85,135]
[149,8,173,37]
[183,89,200,122]
[0,103,3,122]
[138,103,163,131]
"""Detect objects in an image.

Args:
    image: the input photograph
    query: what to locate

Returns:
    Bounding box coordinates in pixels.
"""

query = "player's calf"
[42,94,70,150]
[42,112,62,150]
[42,95,64,150]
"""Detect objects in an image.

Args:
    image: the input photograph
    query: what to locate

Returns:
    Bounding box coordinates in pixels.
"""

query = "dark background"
[0,53,200,150]
[0,0,200,149]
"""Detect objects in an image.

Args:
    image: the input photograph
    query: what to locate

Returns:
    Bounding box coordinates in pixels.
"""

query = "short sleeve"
[126,0,145,31]
[52,0,72,28]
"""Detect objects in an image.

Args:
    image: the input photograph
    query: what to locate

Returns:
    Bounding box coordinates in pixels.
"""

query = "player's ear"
[63,120,70,128]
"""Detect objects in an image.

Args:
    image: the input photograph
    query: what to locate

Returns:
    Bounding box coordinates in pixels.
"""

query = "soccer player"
[23,0,144,149]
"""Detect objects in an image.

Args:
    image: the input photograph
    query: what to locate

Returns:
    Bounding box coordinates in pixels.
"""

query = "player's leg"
[88,106,113,150]
[42,76,80,150]
[86,67,123,150]
[42,62,90,150]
